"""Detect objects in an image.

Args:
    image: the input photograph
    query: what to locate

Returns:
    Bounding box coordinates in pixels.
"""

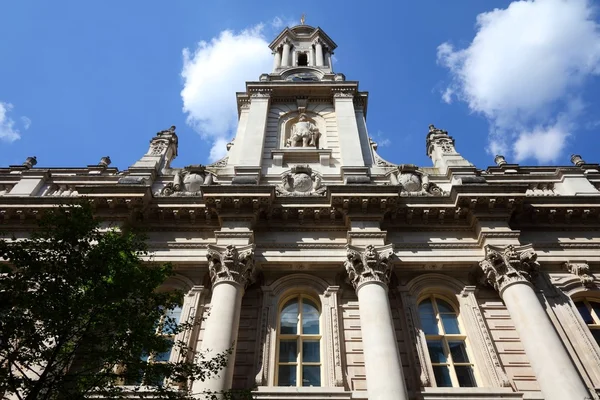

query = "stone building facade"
[2,24,600,400]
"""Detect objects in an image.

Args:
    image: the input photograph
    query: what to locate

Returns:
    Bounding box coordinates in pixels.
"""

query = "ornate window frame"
[400,274,510,390]
[254,274,345,388]
[547,271,600,388]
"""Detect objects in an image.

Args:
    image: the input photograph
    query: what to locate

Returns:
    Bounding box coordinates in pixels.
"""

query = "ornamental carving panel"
[157,165,215,197]
[479,245,539,294]
[206,244,256,288]
[563,261,595,287]
[276,165,326,196]
[389,165,446,196]
[344,244,394,289]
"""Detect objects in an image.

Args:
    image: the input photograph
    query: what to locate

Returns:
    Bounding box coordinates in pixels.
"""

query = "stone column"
[344,245,409,400]
[192,244,256,397]
[315,40,324,66]
[309,46,315,66]
[272,48,281,71]
[326,51,333,69]
[281,41,291,67]
[479,245,590,400]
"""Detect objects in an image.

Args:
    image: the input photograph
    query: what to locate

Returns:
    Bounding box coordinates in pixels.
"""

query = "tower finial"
[300,13,306,25]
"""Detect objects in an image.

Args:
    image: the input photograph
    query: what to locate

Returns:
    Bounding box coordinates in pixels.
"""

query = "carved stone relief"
[479,244,539,294]
[276,165,326,196]
[284,113,321,148]
[206,244,256,288]
[389,165,446,196]
[157,165,215,197]
[563,261,595,287]
[344,244,394,289]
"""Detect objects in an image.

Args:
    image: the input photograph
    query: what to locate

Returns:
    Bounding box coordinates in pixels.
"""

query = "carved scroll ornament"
[563,261,595,287]
[479,245,539,294]
[206,244,256,288]
[344,244,394,289]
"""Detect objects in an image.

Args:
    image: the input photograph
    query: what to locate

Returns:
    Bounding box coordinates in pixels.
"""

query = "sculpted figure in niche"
[288,113,320,148]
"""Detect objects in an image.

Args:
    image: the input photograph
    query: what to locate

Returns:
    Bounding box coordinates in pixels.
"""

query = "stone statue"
[290,114,320,148]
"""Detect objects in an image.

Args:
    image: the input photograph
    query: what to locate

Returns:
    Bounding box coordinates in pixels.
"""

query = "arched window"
[418,296,476,388]
[276,295,321,387]
[574,299,600,346]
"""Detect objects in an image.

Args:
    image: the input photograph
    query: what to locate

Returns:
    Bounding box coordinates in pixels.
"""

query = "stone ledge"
[254,386,351,399]
[421,387,523,400]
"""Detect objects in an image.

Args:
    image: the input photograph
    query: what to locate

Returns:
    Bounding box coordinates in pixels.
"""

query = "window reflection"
[277,295,322,387]
[418,296,476,388]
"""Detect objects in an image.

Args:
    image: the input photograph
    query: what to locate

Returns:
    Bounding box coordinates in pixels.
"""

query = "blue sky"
[1,0,599,170]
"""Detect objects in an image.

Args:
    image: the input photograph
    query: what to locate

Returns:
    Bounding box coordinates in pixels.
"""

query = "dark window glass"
[590,302,600,320]
[576,301,594,324]
[436,299,454,313]
[279,340,297,363]
[302,366,321,386]
[432,365,452,387]
[427,340,447,363]
[419,300,439,335]
[278,365,296,386]
[591,329,600,347]
[455,366,477,387]
[441,314,460,334]
[303,340,320,363]
[153,339,173,362]
[302,300,320,334]
[448,341,470,363]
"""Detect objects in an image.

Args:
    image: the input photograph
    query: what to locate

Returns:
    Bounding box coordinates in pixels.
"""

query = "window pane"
[448,341,470,363]
[590,302,600,321]
[303,340,320,363]
[279,340,297,363]
[433,365,452,387]
[441,314,460,334]
[576,301,594,324]
[419,300,439,335]
[302,365,321,386]
[278,365,296,386]
[153,339,173,362]
[436,299,455,314]
[455,365,477,387]
[427,340,447,363]
[281,299,299,334]
[591,329,600,347]
[302,299,320,334]
[162,305,183,334]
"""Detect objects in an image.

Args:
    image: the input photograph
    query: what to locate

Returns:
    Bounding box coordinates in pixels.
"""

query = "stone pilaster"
[192,244,256,397]
[479,245,590,400]
[344,244,408,400]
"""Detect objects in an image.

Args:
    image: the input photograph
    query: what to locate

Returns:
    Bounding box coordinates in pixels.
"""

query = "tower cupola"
[269,21,337,74]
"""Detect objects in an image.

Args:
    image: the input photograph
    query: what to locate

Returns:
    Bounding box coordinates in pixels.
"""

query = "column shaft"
[192,281,243,394]
[272,50,281,70]
[502,283,589,400]
[281,43,290,67]
[315,42,324,66]
[357,282,409,400]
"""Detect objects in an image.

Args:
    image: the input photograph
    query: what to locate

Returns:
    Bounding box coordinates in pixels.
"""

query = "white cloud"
[21,116,31,130]
[0,102,22,143]
[438,0,600,163]
[181,24,273,161]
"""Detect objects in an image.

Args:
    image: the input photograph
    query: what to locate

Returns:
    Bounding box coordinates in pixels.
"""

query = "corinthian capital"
[344,244,394,290]
[206,244,256,287]
[479,245,539,294]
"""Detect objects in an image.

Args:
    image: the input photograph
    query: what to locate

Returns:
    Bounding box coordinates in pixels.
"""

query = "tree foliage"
[0,203,234,399]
